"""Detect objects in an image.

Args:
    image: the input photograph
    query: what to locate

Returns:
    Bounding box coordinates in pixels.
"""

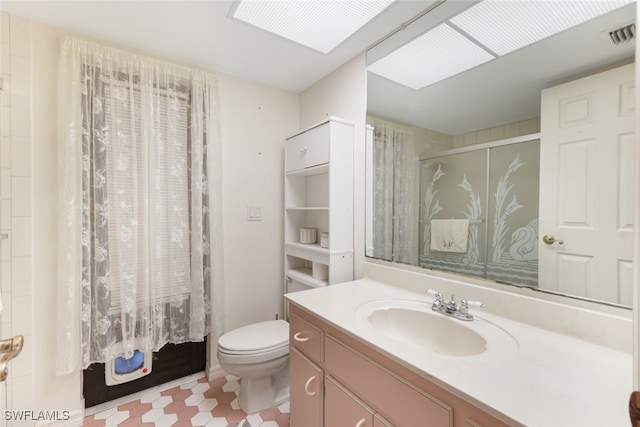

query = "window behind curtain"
[58,36,218,375]
[102,75,192,313]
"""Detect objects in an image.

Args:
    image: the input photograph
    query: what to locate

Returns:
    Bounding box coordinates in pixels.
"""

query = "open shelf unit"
[284,117,354,291]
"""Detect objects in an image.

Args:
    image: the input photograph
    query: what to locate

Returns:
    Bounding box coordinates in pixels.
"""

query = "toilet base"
[237,360,290,414]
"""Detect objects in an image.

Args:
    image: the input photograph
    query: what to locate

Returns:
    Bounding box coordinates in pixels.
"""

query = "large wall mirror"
[365,0,636,307]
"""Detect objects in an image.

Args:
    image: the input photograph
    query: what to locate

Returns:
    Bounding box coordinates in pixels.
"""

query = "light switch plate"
[247,205,262,221]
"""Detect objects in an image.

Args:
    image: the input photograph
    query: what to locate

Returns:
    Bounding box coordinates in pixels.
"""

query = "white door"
[539,63,635,304]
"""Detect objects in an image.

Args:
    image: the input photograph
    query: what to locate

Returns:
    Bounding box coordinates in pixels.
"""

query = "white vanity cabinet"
[288,303,513,427]
[284,118,354,290]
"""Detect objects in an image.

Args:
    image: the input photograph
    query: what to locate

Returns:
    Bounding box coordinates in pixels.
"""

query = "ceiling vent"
[609,23,635,45]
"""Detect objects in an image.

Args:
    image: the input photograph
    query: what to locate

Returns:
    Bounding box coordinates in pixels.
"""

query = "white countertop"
[285,279,633,427]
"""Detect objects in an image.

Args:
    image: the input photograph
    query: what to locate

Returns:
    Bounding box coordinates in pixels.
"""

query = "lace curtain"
[368,117,416,264]
[57,37,224,375]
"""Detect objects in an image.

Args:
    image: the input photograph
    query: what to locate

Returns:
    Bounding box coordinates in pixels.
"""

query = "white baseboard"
[206,363,226,380]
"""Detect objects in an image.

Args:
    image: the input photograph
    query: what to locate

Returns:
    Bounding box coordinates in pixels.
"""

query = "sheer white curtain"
[368,117,416,264]
[57,37,224,375]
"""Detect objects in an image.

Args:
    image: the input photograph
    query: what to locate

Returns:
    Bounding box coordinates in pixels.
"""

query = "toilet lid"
[218,320,289,353]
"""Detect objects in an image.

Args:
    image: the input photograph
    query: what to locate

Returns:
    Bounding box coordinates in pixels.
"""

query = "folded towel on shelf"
[430,219,470,253]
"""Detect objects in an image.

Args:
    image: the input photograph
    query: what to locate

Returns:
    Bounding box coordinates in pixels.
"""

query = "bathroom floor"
[83,374,290,427]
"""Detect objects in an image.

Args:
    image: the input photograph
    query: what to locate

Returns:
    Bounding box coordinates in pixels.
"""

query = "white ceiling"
[367,1,636,135]
[0,0,433,93]
[1,0,635,136]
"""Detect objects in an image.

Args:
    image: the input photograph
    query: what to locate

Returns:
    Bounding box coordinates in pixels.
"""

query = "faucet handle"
[459,299,485,315]
[463,300,484,308]
[426,289,443,300]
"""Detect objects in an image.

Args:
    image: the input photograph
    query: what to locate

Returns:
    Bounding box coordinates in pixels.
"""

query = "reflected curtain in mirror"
[369,117,417,264]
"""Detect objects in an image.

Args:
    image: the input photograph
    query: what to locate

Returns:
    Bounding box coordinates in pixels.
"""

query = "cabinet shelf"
[285,206,329,211]
[284,118,354,291]
[286,163,329,177]
[285,242,354,260]
[285,242,328,255]
[287,268,328,288]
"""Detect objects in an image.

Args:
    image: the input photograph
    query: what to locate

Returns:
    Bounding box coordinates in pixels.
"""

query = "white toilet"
[217,319,290,414]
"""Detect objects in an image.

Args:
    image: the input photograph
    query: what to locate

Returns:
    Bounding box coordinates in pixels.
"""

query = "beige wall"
[1,12,40,423]
[218,73,299,332]
[7,13,300,424]
[2,8,367,424]
[300,53,367,279]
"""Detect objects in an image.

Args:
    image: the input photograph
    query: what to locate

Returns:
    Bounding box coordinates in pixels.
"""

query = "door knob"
[0,335,23,382]
[542,234,564,245]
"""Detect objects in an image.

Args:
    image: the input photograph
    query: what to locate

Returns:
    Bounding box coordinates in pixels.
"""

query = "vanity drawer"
[325,335,453,427]
[325,375,375,427]
[290,313,323,363]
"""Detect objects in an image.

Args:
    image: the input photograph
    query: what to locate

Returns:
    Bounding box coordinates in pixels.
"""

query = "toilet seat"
[218,320,289,364]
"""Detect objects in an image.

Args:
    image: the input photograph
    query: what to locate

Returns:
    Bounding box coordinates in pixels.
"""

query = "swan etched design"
[509,218,538,261]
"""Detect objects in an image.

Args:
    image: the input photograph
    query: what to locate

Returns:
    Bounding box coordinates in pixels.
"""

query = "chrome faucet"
[426,289,484,321]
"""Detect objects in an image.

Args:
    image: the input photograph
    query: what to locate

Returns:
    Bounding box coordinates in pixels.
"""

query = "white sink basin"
[356,299,518,358]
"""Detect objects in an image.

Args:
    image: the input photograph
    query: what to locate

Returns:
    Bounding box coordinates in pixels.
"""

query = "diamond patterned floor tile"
[163,400,187,415]
[105,410,130,425]
[191,411,214,426]
[151,395,173,409]
[118,416,143,427]
[93,407,117,420]
[141,408,165,423]
[176,405,199,420]
[139,391,162,404]
[192,383,211,394]
[185,393,206,407]
[198,398,219,412]
[155,413,179,427]
[83,373,290,427]
[128,402,153,417]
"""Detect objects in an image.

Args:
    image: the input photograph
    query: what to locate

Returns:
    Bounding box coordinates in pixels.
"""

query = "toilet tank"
[284,275,322,320]
[286,276,317,293]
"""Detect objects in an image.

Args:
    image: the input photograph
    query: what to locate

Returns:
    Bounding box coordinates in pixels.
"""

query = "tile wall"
[1,11,35,422]
[452,117,540,148]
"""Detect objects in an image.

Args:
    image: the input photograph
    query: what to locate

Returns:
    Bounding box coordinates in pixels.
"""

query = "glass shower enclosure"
[419,138,540,288]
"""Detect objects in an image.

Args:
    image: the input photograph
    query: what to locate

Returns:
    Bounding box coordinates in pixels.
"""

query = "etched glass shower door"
[419,139,540,287]
[419,149,488,278]
[486,140,540,287]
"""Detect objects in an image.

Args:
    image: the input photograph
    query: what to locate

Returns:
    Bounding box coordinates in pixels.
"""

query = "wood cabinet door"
[374,414,394,427]
[290,347,323,427]
[325,375,374,427]
[325,336,453,427]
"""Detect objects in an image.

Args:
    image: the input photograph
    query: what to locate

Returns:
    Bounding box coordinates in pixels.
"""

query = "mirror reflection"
[365,0,636,307]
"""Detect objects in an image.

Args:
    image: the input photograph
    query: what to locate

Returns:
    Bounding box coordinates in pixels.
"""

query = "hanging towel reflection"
[431,219,469,253]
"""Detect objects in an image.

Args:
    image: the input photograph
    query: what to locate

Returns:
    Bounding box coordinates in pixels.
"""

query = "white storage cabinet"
[284,117,354,290]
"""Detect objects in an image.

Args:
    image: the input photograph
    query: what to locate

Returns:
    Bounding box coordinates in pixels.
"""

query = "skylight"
[232,0,396,54]
[367,23,495,90]
[368,0,635,90]
[450,0,634,56]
